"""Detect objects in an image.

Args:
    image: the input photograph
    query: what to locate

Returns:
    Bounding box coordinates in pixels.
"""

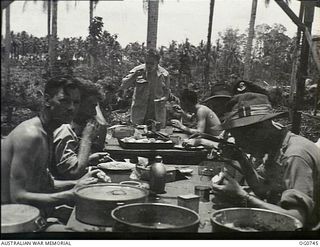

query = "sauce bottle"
[149,155,166,194]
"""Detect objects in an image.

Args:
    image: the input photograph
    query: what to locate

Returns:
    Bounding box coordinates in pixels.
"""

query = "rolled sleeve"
[53,125,79,178]
[280,156,315,217]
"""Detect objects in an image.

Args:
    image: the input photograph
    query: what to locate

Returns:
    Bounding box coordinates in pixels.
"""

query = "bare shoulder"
[9,118,45,147]
[197,105,210,115]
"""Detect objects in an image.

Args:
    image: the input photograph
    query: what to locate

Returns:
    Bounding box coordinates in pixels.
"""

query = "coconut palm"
[204,0,215,87]
[2,5,11,101]
[89,0,99,25]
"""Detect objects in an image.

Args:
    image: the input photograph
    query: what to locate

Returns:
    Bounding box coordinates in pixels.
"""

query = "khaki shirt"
[121,64,170,124]
[257,131,320,229]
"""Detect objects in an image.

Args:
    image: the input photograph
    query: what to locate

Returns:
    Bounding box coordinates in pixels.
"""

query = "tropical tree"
[2,5,11,101]
[89,0,99,26]
[204,0,215,87]
[243,0,258,80]
[244,0,290,80]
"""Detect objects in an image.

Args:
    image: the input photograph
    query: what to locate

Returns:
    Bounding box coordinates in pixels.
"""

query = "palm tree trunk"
[146,0,159,50]
[47,0,51,48]
[2,6,11,101]
[89,0,93,26]
[204,0,215,88]
[243,0,258,80]
[146,0,163,125]
[49,0,58,77]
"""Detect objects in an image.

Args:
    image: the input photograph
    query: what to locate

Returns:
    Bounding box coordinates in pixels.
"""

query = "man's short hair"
[45,75,80,98]
[181,89,198,105]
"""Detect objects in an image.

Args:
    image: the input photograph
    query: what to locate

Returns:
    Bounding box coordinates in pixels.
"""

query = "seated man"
[209,92,320,230]
[170,89,222,136]
[1,76,107,229]
[52,79,109,180]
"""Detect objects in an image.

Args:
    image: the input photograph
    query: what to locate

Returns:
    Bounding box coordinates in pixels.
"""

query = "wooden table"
[67,164,218,233]
[104,137,209,165]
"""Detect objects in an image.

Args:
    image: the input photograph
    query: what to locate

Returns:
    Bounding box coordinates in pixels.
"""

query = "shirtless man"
[1,76,104,223]
[171,89,222,136]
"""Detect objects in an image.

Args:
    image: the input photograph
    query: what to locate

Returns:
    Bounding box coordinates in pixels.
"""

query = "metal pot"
[111,203,200,232]
[211,207,303,232]
[75,183,148,226]
[1,204,47,233]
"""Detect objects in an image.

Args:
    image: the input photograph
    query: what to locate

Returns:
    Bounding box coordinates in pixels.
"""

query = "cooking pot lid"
[1,204,40,226]
[76,184,148,201]
[97,162,135,171]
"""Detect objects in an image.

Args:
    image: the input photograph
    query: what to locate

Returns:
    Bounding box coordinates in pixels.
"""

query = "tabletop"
[67,164,220,233]
[104,135,209,165]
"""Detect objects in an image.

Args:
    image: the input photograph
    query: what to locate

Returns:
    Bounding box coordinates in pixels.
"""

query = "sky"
[4,0,319,48]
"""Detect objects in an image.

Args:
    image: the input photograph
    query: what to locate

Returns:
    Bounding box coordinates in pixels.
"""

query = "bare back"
[1,117,54,204]
[196,104,222,136]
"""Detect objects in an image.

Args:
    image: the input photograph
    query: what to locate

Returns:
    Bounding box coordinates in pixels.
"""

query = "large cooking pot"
[75,183,148,226]
[1,204,47,233]
[111,203,200,232]
[211,208,303,232]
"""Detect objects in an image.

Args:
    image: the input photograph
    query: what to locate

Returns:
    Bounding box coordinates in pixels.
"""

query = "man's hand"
[134,69,144,77]
[218,143,248,163]
[73,169,111,191]
[211,172,247,203]
[170,119,185,130]
[88,152,111,166]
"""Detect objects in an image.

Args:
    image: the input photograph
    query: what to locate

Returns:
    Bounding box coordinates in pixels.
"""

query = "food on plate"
[121,137,173,144]
[97,161,135,170]
[211,171,224,185]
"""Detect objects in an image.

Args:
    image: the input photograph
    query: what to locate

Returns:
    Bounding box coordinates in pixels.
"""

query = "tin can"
[194,185,211,202]
[177,194,200,213]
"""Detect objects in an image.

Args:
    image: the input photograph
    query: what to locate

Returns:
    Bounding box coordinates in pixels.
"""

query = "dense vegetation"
[1,19,319,141]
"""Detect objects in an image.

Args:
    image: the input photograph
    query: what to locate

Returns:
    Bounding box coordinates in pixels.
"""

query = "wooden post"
[204,0,215,90]
[292,2,315,134]
[289,2,304,121]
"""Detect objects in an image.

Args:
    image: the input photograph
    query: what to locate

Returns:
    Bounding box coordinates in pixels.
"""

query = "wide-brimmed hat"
[202,83,232,103]
[213,92,287,130]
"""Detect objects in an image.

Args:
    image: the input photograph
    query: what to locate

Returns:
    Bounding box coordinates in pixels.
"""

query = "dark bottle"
[149,156,166,194]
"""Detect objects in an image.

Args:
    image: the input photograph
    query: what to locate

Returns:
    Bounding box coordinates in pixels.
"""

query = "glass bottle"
[149,155,166,194]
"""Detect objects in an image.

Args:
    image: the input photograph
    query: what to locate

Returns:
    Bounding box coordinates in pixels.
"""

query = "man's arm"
[10,132,75,207]
[120,67,141,90]
[212,173,307,226]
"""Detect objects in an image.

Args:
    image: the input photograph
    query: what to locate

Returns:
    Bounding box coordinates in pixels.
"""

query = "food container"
[1,204,47,233]
[75,183,149,226]
[118,138,174,149]
[97,161,135,183]
[177,194,200,213]
[113,126,135,139]
[211,208,303,232]
[194,185,211,202]
[111,203,200,232]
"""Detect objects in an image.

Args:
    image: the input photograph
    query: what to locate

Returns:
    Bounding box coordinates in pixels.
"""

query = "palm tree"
[2,5,11,101]
[243,0,258,80]
[204,0,215,88]
[49,0,58,77]
[146,0,159,50]
[89,0,99,26]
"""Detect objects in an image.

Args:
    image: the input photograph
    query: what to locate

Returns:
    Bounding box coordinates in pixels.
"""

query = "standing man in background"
[120,49,170,126]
